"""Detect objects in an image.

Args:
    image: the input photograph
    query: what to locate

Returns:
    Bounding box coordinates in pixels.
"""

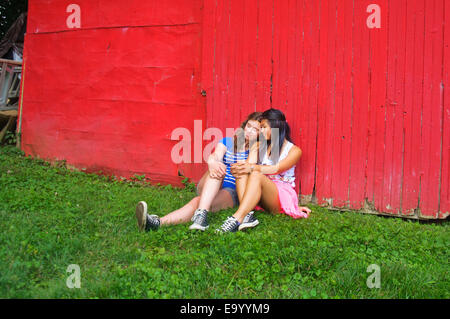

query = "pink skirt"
[256,180,309,219]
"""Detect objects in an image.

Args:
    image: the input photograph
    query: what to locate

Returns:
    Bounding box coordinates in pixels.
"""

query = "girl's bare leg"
[232,171,281,223]
[160,196,201,225]
[197,174,223,210]
[159,172,224,226]
[235,174,249,203]
[210,189,235,212]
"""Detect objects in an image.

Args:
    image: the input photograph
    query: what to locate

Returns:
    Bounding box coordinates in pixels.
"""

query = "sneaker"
[216,216,240,233]
[135,201,160,232]
[238,211,259,231]
[189,208,209,231]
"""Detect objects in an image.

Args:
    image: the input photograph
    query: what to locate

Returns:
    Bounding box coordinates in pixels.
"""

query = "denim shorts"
[196,185,239,207]
[221,187,239,207]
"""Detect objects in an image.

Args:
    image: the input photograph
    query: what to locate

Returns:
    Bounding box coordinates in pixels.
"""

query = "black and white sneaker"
[135,201,160,232]
[238,211,259,231]
[189,208,209,231]
[216,216,240,233]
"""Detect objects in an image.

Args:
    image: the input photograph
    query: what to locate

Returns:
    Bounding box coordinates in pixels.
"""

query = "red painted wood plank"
[299,0,320,199]
[211,0,227,130]
[201,0,216,94]
[229,0,245,128]
[286,0,298,112]
[382,0,407,215]
[367,0,389,212]
[330,0,345,207]
[255,0,273,111]
[283,0,297,129]
[401,0,424,216]
[293,0,305,196]
[389,0,407,215]
[339,0,354,208]
[286,0,301,194]
[330,0,351,208]
[349,0,370,210]
[420,0,444,218]
[241,0,259,117]
[203,0,218,128]
[440,0,450,219]
[316,0,337,206]
[300,0,312,164]
[272,0,281,108]
[247,0,259,114]
[278,0,290,109]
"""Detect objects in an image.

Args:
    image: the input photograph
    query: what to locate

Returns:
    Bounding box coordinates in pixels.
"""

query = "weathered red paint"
[200,0,448,219]
[20,0,449,219]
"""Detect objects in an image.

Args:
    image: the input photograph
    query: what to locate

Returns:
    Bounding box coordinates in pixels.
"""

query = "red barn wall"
[200,0,449,219]
[20,0,449,219]
[20,0,206,186]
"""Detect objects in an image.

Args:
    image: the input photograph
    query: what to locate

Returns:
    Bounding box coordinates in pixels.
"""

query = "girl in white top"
[217,108,311,232]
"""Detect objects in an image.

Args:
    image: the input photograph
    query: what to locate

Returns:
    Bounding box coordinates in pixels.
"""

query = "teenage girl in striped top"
[135,112,263,232]
[217,108,311,232]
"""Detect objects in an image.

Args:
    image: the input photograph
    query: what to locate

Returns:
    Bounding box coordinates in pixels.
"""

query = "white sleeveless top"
[259,141,296,188]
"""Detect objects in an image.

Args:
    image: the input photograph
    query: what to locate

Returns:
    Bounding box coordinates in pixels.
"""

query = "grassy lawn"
[0,145,448,299]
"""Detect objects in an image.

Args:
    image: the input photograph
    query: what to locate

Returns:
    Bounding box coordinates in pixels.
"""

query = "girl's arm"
[254,145,302,175]
[232,144,302,176]
[207,142,227,179]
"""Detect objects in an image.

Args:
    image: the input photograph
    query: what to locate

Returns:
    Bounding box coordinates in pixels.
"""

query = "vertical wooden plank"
[279,0,290,108]
[367,0,389,212]
[294,0,312,193]
[230,0,245,127]
[286,0,298,113]
[382,0,407,214]
[225,0,237,129]
[240,0,253,118]
[316,0,337,206]
[201,0,216,95]
[331,0,353,208]
[294,0,306,196]
[349,0,370,210]
[272,0,289,108]
[389,0,407,215]
[330,0,344,207]
[205,0,218,128]
[244,0,259,115]
[212,0,226,130]
[255,0,273,111]
[440,0,450,218]
[271,0,280,109]
[340,0,354,208]
[315,0,329,206]
[420,0,444,218]
[298,0,320,199]
[284,0,298,148]
[402,0,424,216]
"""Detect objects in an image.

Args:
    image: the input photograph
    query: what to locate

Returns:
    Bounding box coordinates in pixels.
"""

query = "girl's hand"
[299,206,311,215]
[230,162,251,177]
[208,160,226,179]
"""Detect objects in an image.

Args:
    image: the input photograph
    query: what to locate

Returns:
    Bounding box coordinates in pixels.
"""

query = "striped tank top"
[219,137,249,189]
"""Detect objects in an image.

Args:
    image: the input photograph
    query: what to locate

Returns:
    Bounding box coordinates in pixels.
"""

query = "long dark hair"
[260,108,292,162]
[233,111,263,154]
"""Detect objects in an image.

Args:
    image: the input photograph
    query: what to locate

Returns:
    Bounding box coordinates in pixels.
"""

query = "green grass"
[0,145,448,299]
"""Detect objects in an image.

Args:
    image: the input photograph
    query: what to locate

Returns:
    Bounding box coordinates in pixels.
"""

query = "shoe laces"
[192,209,208,224]
[219,216,239,232]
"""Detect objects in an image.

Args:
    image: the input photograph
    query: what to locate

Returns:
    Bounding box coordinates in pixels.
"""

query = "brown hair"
[233,111,263,154]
